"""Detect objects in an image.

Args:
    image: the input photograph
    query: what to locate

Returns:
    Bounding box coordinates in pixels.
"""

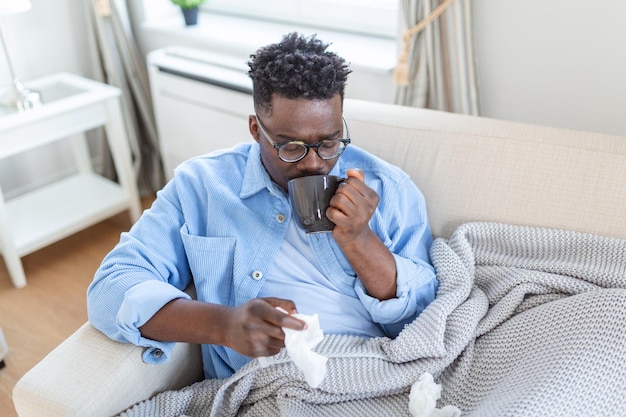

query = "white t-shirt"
[257,218,386,338]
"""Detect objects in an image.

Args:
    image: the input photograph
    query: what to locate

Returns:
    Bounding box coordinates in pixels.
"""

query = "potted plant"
[170,0,208,26]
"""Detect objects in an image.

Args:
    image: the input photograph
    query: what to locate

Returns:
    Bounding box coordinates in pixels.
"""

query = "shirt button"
[251,271,263,280]
[153,348,163,358]
[276,213,286,223]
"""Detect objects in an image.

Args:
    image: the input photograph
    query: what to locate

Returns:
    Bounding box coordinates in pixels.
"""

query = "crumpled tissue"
[258,308,328,388]
[409,372,461,417]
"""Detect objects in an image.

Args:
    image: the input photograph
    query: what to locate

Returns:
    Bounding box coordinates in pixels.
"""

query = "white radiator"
[147,47,254,180]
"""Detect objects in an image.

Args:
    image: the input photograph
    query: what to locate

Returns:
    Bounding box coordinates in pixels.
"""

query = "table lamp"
[0,0,41,110]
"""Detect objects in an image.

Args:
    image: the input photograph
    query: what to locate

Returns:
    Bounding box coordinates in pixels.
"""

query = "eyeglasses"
[255,114,351,163]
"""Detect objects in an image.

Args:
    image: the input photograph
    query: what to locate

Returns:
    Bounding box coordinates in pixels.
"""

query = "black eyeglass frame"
[255,114,351,163]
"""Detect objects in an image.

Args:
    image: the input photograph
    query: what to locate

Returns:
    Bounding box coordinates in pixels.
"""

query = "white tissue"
[258,308,328,388]
[409,372,461,417]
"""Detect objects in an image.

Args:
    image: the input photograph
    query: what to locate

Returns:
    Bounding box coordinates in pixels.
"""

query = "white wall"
[472,0,626,137]
[0,0,90,82]
[0,0,92,197]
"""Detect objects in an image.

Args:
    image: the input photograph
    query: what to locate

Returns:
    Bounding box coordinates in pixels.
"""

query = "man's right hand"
[222,297,307,358]
[140,297,306,358]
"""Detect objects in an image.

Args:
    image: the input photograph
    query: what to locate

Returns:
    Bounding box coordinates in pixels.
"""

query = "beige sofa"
[13,98,626,416]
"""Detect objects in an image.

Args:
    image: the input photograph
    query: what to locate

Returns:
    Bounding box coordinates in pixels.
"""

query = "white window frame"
[202,0,399,39]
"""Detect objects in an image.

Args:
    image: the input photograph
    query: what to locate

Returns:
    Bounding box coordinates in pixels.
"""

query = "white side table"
[0,73,141,288]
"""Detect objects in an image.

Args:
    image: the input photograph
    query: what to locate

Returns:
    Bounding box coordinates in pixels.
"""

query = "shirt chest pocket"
[180,228,237,304]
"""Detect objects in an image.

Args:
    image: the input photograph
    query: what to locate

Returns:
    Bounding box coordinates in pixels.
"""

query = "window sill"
[141,12,398,74]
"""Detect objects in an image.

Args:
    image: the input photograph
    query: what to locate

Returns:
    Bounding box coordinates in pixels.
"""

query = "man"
[87,32,437,380]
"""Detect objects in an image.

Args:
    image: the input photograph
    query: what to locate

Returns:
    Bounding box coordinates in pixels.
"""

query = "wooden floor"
[0,196,153,417]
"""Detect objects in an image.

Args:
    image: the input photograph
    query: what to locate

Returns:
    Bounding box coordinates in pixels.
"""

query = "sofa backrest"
[344,98,626,240]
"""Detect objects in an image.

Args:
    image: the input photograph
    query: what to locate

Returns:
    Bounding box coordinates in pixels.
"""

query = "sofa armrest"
[13,322,204,417]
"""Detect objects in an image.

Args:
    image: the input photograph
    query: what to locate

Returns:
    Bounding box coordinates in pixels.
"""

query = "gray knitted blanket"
[119,222,626,417]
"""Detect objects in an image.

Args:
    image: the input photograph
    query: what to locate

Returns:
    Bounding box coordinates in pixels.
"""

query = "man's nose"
[297,148,325,171]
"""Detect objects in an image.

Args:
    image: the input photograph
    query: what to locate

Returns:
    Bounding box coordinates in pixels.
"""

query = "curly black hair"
[247,32,352,115]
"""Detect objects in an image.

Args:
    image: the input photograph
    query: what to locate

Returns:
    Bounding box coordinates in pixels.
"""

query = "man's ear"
[249,115,260,143]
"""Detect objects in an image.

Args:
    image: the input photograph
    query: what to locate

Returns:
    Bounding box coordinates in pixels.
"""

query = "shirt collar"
[240,143,284,199]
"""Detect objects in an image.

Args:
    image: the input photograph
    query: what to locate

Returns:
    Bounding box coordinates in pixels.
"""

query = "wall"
[0,0,92,197]
[472,0,626,137]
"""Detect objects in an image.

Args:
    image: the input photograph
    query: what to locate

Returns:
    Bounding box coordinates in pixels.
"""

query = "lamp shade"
[0,0,31,15]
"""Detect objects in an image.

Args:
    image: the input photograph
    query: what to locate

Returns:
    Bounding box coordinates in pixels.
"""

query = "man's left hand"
[327,169,379,246]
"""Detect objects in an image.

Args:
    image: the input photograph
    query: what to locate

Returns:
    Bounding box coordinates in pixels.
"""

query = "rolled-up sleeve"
[354,254,437,337]
[116,280,191,363]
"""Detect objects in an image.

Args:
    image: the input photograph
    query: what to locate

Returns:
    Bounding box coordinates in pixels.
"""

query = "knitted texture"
[118,222,626,417]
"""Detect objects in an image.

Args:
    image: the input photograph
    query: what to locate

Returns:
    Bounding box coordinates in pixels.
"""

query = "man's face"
[249,94,344,191]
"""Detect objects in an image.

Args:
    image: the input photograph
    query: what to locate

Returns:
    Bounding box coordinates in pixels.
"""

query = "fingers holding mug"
[347,168,364,182]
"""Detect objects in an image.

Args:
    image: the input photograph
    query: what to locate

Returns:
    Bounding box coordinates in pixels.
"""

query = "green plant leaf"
[169,0,207,9]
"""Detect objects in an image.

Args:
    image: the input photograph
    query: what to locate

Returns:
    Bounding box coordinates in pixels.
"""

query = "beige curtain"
[394,0,479,115]
[84,0,163,195]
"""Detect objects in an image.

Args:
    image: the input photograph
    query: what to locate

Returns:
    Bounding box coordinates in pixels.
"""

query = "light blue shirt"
[87,142,437,380]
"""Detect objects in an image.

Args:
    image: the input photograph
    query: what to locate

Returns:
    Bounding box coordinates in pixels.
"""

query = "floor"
[0,201,148,417]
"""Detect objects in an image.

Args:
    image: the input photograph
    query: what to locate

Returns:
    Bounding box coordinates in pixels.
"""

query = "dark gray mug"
[288,175,344,233]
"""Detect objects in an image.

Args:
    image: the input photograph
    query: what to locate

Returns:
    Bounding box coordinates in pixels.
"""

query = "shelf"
[5,173,131,256]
